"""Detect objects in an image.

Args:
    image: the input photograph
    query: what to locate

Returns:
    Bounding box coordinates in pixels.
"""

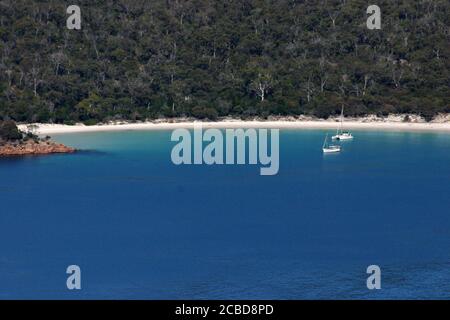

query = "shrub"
[0,120,23,141]
[83,119,99,126]
[191,106,218,120]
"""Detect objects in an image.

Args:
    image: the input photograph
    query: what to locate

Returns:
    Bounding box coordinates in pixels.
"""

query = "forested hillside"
[0,0,448,124]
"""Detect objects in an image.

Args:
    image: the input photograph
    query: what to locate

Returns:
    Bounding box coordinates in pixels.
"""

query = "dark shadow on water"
[74,149,108,156]
[0,149,108,163]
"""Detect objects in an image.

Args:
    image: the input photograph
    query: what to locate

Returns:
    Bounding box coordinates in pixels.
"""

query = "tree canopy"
[0,0,448,124]
[0,120,22,140]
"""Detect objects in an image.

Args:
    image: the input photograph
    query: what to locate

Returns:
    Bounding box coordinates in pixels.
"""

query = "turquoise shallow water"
[0,129,450,299]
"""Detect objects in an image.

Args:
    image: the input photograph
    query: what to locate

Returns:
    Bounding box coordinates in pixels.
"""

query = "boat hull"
[323,147,341,153]
[332,134,353,141]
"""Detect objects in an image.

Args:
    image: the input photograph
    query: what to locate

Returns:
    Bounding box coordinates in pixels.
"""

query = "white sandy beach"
[18,114,450,135]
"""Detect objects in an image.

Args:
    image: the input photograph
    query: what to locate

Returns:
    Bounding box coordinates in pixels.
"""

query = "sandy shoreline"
[18,117,450,135]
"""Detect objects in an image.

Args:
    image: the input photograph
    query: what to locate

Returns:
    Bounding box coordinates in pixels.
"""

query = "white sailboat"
[323,133,341,153]
[332,105,353,141]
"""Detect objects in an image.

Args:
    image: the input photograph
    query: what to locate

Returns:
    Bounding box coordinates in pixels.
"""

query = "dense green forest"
[0,0,448,124]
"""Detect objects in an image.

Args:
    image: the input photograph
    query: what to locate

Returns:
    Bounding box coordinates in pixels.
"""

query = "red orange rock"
[0,140,75,156]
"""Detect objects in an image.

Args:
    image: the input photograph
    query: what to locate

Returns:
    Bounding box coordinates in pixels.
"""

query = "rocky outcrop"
[0,140,75,156]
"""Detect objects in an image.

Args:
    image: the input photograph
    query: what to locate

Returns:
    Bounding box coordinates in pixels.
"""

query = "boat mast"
[323,133,328,148]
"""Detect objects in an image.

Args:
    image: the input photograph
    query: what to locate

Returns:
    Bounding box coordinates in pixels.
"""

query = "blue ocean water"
[0,129,450,299]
